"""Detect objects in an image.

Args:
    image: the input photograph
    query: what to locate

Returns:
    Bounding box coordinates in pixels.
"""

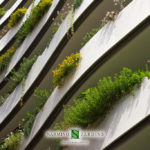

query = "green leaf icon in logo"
[71,129,79,139]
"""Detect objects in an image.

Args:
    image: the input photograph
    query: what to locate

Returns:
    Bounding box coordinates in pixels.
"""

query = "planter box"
[0,0,97,140]
[0,0,60,84]
[20,0,150,149]
[64,77,150,150]
[0,0,40,52]
[0,0,16,9]
[0,0,25,27]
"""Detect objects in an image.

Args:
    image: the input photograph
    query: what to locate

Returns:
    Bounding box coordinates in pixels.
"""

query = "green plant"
[55,67,150,129]
[0,56,37,105]
[23,111,37,137]
[0,93,9,106]
[8,8,27,28]
[73,0,83,10]
[0,8,7,18]
[52,22,60,35]
[52,53,81,88]
[71,9,74,35]
[10,56,38,90]
[15,0,53,48]
[0,130,23,150]
[102,10,119,26]
[81,27,100,47]
[34,88,52,111]
[55,140,63,150]
[0,0,52,74]
[23,88,52,137]
[0,47,16,73]
[46,1,75,48]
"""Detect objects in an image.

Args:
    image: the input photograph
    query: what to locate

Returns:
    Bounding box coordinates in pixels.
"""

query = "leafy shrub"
[73,0,83,10]
[23,111,37,137]
[34,88,52,111]
[0,0,52,75]
[0,93,9,106]
[55,67,150,129]
[52,53,81,88]
[0,56,37,105]
[0,130,23,150]
[23,88,52,137]
[81,28,100,47]
[0,8,7,18]
[0,47,16,73]
[8,8,27,28]
[10,56,38,90]
[15,0,53,47]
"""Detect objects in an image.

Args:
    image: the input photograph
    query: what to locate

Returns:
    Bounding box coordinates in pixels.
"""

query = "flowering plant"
[52,53,81,87]
[0,0,53,75]
[8,8,27,28]
[15,0,52,47]
[0,47,16,73]
[114,0,126,10]
[102,10,119,26]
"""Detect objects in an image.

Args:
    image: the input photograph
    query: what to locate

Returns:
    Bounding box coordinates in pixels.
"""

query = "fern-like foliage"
[81,27,100,47]
[55,66,150,129]
[0,130,23,150]
[0,56,37,105]
[23,88,52,137]
[10,56,38,90]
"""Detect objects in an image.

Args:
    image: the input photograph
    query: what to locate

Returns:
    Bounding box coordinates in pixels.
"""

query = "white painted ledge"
[0,0,95,131]
[0,0,61,124]
[0,0,5,5]
[19,0,150,149]
[101,77,150,149]
[0,0,60,84]
[0,82,23,124]
[0,0,40,52]
[0,0,23,26]
[64,77,150,150]
[24,0,94,93]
